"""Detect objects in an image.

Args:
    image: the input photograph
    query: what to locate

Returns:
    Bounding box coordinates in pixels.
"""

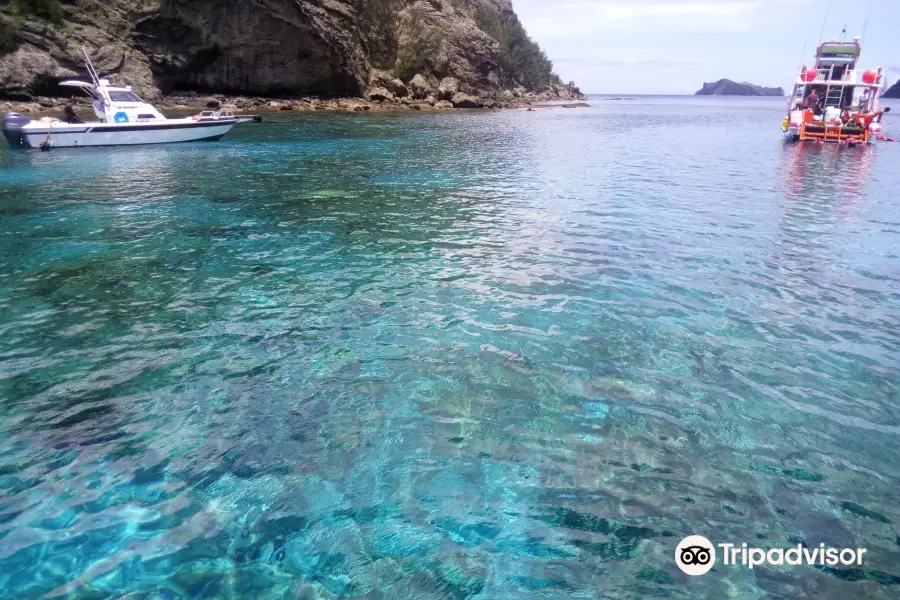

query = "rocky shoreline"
[0,80,586,117]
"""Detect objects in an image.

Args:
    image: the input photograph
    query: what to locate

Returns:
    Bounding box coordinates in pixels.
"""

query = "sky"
[512,0,899,94]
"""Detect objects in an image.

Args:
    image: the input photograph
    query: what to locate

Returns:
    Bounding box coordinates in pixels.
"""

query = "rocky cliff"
[884,79,900,99]
[0,0,583,107]
[695,79,784,96]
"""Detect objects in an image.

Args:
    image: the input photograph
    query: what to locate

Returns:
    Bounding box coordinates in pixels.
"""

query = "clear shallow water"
[1,97,899,599]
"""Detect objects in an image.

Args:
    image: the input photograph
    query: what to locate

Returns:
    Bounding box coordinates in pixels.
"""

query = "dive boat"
[783,36,886,144]
[2,51,260,150]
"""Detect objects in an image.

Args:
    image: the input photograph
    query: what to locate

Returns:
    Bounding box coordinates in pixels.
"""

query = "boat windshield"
[107,90,144,103]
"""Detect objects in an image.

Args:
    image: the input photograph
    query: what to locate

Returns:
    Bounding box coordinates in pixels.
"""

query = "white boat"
[782,35,886,144]
[2,50,260,150]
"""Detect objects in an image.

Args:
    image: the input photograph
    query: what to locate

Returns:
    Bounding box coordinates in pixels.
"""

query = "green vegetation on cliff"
[474,7,558,89]
[4,0,64,25]
[0,19,19,55]
[393,5,445,81]
[33,0,64,23]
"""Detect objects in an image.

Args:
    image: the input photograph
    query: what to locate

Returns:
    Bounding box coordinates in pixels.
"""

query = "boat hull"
[2,114,244,149]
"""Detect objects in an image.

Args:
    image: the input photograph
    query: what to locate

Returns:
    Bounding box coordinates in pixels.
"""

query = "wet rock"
[450,92,480,108]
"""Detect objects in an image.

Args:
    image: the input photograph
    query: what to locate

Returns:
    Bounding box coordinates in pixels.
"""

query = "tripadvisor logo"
[675,535,868,576]
[675,535,716,576]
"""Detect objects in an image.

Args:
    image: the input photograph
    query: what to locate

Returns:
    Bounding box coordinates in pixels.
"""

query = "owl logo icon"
[675,535,716,575]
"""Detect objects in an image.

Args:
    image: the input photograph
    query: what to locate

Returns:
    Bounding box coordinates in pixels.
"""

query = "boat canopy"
[817,42,860,59]
[59,80,96,89]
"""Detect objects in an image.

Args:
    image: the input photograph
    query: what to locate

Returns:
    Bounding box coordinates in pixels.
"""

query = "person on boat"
[64,96,84,124]
[802,89,820,112]
[857,89,871,111]
[856,106,891,128]
[840,108,855,126]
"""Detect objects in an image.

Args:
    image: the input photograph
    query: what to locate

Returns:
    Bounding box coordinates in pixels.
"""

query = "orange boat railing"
[799,122,869,143]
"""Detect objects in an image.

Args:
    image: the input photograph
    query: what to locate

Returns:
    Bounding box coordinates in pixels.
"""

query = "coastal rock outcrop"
[408,74,433,99]
[450,92,480,108]
[437,77,460,101]
[0,0,583,105]
[366,87,395,103]
[695,79,784,96]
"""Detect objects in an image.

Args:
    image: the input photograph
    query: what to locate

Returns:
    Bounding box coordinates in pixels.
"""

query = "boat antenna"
[840,23,847,42]
[816,0,832,46]
[82,47,100,87]
[860,1,874,43]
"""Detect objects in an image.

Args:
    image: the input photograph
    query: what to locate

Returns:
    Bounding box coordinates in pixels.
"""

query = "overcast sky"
[512,0,898,94]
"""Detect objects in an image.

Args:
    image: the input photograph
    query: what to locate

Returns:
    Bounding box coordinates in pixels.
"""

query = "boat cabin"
[784,34,887,143]
[788,38,884,114]
[60,79,166,124]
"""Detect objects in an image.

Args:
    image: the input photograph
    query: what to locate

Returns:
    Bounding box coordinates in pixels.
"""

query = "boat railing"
[194,110,236,120]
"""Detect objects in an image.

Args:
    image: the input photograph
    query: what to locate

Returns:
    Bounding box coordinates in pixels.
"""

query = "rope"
[36,120,54,151]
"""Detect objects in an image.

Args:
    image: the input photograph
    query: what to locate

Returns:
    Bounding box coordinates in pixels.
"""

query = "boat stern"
[2,112,33,149]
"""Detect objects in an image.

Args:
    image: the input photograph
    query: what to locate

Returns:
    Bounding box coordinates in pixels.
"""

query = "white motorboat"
[2,50,260,150]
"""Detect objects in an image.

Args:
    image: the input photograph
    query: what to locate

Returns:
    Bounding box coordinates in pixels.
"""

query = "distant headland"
[883,79,900,99]
[695,79,785,96]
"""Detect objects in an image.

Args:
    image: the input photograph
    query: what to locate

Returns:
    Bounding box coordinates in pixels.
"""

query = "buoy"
[861,69,881,85]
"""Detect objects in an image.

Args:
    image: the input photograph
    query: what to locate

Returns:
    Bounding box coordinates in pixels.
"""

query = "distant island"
[695,79,785,96]
[884,79,900,99]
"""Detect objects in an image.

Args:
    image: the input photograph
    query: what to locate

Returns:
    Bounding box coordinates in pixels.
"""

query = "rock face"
[883,79,900,99]
[695,79,785,96]
[408,74,432,100]
[0,0,581,104]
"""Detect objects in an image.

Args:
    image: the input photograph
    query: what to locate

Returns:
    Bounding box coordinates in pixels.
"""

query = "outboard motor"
[2,112,32,149]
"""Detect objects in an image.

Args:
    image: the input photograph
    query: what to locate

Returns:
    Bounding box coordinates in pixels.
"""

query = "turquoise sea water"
[1,96,899,599]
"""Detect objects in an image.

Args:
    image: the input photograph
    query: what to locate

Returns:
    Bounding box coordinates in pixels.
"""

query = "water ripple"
[1,98,900,599]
